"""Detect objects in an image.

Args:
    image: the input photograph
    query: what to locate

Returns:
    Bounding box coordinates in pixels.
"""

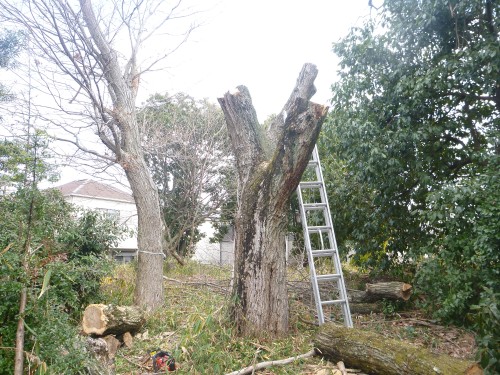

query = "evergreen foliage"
[323,1,499,371]
[0,29,24,101]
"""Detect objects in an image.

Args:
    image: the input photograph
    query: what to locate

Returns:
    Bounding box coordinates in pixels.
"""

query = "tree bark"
[82,304,145,336]
[314,323,483,375]
[218,63,328,336]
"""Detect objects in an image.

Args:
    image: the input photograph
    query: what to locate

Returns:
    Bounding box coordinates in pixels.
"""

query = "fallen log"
[314,323,482,375]
[348,282,413,304]
[365,282,412,301]
[82,304,145,336]
[348,289,369,303]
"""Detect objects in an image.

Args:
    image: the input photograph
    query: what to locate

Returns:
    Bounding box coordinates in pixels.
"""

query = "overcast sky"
[140,0,374,121]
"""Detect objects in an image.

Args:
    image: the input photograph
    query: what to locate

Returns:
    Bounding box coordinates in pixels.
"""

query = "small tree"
[218,63,328,336]
[140,93,235,257]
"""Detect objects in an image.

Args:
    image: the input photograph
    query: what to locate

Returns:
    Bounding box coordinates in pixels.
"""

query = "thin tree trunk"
[218,63,328,336]
[14,286,27,375]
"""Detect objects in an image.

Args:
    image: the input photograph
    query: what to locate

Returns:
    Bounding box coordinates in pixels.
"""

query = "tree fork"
[218,63,328,336]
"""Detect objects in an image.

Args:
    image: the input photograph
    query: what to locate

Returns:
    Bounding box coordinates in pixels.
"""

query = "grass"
[99,260,477,374]
[102,261,320,374]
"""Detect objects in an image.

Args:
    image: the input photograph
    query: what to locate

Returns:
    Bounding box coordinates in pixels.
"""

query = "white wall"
[193,221,221,264]
[66,195,138,250]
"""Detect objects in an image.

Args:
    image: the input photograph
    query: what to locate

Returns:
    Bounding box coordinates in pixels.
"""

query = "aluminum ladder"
[296,145,353,327]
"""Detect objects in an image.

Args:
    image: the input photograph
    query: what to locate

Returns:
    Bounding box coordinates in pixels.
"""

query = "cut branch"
[224,349,316,375]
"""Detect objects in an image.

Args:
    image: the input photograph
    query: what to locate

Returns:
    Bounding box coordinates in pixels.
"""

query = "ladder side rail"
[296,186,325,325]
[311,146,354,328]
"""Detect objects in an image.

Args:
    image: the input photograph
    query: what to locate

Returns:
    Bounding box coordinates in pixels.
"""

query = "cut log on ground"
[365,282,412,301]
[82,304,145,336]
[348,282,413,304]
[314,323,482,375]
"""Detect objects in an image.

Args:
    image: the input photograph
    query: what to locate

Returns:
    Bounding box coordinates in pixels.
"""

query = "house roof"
[54,179,135,203]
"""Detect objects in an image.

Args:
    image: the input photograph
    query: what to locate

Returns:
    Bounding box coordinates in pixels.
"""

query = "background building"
[55,179,138,261]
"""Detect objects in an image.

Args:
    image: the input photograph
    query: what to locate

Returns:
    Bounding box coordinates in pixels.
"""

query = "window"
[97,208,120,221]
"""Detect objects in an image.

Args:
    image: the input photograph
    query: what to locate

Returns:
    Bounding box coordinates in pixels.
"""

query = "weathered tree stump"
[82,304,145,336]
[86,336,118,372]
[217,63,328,336]
[314,323,482,375]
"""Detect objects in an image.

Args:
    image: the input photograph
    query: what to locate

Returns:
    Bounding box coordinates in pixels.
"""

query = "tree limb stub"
[268,63,320,144]
[217,85,263,181]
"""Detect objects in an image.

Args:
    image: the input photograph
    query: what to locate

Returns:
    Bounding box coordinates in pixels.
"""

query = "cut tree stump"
[314,323,483,375]
[82,304,145,336]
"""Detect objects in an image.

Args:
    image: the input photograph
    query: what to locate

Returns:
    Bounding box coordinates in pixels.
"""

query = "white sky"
[140,0,373,121]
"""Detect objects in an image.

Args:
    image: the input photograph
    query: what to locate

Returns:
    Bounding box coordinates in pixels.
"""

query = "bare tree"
[0,0,197,309]
[218,63,328,336]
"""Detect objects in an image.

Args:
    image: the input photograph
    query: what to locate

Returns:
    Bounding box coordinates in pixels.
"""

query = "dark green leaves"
[322,0,499,355]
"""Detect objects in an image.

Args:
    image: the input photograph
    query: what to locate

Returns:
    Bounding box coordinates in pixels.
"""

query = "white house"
[55,179,138,261]
[55,179,237,264]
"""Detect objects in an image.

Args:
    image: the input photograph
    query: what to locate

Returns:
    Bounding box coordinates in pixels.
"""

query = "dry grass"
[99,260,477,374]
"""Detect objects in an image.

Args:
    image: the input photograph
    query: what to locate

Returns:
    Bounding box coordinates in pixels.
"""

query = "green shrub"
[472,286,500,375]
[0,187,119,373]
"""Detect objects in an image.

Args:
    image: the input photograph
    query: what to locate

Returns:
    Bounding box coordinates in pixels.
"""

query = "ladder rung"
[299,181,323,189]
[303,203,327,210]
[316,273,341,281]
[308,225,331,232]
[321,299,346,306]
[311,249,336,257]
[297,145,352,328]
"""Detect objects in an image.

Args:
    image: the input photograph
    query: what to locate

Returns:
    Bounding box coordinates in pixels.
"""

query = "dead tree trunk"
[314,323,483,375]
[218,63,328,336]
